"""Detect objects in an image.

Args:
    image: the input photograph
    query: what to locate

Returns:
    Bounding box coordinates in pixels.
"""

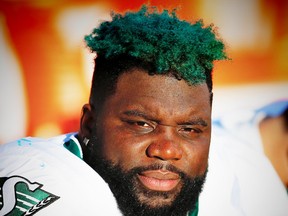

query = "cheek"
[183,141,210,176]
[100,127,147,168]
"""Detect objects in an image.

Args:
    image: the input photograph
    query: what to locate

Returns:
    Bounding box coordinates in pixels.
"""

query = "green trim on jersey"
[188,200,199,216]
[63,139,82,159]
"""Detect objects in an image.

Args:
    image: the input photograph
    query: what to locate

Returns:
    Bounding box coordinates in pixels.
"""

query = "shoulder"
[0,134,78,173]
[0,133,74,155]
[0,134,120,215]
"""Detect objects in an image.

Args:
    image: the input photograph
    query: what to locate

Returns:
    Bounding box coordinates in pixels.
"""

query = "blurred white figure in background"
[199,99,288,216]
[0,15,27,144]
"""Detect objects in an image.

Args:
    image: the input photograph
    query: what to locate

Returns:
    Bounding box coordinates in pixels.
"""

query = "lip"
[137,170,180,192]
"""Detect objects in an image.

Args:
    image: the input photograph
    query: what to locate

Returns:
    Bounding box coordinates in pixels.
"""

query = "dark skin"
[260,115,288,187]
[79,68,211,208]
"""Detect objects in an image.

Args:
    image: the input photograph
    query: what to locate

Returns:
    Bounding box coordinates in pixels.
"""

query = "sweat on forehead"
[84,5,228,85]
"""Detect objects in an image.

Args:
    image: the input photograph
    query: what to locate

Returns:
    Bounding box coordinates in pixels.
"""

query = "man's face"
[88,69,211,215]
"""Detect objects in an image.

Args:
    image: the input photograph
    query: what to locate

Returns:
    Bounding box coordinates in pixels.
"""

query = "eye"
[178,126,202,138]
[126,120,155,133]
[126,120,150,127]
[180,126,201,132]
[134,121,150,127]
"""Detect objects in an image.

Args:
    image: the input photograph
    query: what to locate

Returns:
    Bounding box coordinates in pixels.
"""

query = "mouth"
[137,170,181,192]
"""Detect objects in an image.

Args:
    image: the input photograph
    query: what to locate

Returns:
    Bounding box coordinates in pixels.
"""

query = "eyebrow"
[122,110,208,127]
[122,110,153,119]
[178,119,208,127]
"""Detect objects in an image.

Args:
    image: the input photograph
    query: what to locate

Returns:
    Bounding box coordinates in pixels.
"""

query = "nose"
[146,128,183,161]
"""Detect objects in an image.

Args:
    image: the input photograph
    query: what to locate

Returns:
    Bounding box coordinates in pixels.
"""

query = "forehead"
[104,69,211,119]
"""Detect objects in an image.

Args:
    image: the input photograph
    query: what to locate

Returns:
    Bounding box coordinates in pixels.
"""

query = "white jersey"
[0,133,121,216]
[199,105,288,216]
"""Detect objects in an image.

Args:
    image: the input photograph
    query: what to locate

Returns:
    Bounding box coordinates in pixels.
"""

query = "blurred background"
[0,0,287,143]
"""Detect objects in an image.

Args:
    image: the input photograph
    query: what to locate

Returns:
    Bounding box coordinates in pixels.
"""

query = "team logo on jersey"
[0,176,60,216]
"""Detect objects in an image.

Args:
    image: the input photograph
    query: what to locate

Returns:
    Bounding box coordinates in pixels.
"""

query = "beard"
[86,136,207,216]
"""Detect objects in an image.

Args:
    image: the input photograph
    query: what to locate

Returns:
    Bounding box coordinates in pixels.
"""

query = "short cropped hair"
[84,5,228,111]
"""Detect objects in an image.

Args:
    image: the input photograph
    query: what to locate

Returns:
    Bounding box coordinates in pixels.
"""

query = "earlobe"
[79,104,95,140]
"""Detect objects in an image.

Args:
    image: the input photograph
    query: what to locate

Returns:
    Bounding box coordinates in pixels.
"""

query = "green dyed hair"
[85,5,228,85]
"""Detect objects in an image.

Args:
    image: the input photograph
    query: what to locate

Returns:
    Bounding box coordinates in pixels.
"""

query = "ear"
[78,104,95,140]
